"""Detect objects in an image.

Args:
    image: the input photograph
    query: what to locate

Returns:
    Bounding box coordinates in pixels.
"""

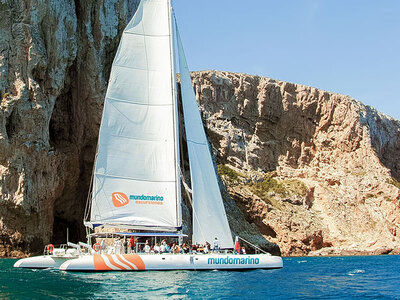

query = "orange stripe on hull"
[122,254,146,270]
[93,254,112,271]
[116,255,136,270]
[106,255,127,270]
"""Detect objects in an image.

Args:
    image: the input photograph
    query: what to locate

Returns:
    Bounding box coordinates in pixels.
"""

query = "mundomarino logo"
[112,192,129,208]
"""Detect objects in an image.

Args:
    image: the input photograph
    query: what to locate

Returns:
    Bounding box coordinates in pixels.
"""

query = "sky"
[172,0,400,120]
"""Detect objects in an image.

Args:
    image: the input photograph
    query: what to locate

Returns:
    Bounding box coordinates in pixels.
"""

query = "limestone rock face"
[0,0,140,256]
[193,70,400,256]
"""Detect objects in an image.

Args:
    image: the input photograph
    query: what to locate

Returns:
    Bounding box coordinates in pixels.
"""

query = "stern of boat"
[14,255,64,269]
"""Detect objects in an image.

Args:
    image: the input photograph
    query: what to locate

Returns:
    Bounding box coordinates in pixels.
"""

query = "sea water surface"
[1,256,400,299]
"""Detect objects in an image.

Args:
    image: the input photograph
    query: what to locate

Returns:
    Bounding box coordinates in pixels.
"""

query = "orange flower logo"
[112,192,129,207]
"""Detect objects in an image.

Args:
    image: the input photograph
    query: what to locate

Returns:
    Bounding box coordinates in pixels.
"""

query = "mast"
[168,0,182,230]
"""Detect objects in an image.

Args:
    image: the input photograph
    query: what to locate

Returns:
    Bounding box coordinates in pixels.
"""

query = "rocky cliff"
[1,1,400,257]
[193,70,400,256]
[0,0,141,256]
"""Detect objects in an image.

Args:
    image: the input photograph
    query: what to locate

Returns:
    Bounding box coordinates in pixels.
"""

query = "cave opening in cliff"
[52,216,82,244]
[5,109,17,140]
[48,62,94,244]
[49,89,73,148]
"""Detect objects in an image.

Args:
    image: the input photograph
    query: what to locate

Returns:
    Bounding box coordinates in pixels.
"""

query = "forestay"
[87,0,181,231]
[175,24,234,249]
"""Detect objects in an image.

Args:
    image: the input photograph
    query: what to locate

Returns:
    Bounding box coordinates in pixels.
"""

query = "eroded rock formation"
[0,0,140,256]
[193,70,400,256]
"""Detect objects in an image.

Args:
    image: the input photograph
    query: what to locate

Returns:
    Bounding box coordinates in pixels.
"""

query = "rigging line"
[123,31,170,38]
[112,63,171,73]
[238,236,268,254]
[179,168,192,194]
[105,133,170,143]
[108,98,149,126]
[181,179,192,194]
[107,96,173,107]
[84,151,97,222]
[187,139,207,146]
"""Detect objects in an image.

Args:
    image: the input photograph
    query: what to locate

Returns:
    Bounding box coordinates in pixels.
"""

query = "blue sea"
[1,256,399,299]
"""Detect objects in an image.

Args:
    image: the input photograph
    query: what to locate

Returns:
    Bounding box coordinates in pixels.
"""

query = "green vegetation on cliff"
[249,174,286,197]
[217,164,242,183]
[386,177,400,189]
[248,173,307,198]
[218,165,309,209]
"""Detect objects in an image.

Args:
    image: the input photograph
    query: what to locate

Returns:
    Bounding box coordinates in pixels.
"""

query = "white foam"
[348,269,365,276]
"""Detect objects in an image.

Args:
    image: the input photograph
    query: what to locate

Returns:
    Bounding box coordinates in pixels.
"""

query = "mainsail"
[175,25,234,249]
[86,0,181,231]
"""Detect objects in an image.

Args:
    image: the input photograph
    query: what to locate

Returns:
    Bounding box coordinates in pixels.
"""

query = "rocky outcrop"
[193,70,400,256]
[0,0,140,256]
[1,1,400,258]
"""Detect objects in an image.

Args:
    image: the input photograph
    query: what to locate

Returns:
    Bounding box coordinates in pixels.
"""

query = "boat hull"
[14,255,72,269]
[60,253,283,271]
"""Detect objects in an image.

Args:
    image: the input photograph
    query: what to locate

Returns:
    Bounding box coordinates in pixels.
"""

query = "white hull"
[60,253,283,271]
[14,255,73,269]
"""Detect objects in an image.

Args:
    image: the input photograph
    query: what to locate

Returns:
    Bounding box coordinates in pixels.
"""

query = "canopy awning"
[88,232,188,238]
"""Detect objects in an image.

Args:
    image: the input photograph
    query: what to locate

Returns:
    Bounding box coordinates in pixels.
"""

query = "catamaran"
[15,0,282,271]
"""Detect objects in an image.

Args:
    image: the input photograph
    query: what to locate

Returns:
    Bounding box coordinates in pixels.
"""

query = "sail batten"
[107,96,174,106]
[93,173,176,183]
[89,0,181,230]
[124,32,170,37]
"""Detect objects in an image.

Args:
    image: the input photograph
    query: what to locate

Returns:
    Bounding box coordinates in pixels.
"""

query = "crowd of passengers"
[97,236,247,255]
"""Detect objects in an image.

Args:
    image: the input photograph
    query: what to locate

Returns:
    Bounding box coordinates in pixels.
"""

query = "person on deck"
[129,236,135,253]
[160,241,166,253]
[165,243,171,253]
[122,238,127,254]
[203,242,209,254]
[154,243,160,254]
[114,238,122,254]
[182,243,189,254]
[235,240,240,254]
[213,237,220,253]
[171,243,178,254]
[144,240,151,254]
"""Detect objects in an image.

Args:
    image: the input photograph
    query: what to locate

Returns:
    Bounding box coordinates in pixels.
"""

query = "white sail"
[87,0,181,231]
[175,24,234,249]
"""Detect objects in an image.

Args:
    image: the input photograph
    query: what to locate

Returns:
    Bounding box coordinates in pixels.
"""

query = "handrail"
[68,242,83,255]
[79,242,95,254]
